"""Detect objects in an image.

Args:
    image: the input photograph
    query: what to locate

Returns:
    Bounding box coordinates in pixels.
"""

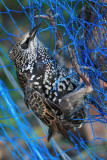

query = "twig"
[34,8,63,41]
[67,45,91,86]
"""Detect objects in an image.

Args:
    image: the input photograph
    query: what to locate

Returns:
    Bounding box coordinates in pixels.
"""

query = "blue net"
[0,0,107,159]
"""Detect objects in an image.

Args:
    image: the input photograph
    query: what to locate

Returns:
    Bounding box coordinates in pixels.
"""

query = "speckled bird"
[8,24,93,141]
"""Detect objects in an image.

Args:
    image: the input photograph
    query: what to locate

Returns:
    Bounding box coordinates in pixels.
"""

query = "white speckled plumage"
[8,25,93,141]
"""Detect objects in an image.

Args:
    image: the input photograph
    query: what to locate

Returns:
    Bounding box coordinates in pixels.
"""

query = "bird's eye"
[21,38,30,49]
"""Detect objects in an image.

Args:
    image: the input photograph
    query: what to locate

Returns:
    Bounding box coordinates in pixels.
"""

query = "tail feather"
[48,127,56,142]
[56,122,70,139]
[47,121,70,142]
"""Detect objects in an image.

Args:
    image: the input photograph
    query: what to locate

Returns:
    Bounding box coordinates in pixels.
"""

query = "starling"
[8,24,93,141]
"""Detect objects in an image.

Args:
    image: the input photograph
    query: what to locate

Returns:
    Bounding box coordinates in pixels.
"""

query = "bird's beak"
[29,23,41,40]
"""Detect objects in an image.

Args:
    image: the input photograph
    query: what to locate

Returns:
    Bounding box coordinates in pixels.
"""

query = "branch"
[67,45,91,86]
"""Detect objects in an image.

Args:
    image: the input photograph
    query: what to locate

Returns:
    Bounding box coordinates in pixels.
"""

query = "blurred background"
[0,0,107,159]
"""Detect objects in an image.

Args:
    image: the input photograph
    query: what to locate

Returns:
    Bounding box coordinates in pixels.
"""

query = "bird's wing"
[25,80,70,141]
[25,83,57,126]
[59,85,93,115]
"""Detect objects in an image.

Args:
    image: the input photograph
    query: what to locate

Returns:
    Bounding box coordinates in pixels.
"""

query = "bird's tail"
[48,121,70,142]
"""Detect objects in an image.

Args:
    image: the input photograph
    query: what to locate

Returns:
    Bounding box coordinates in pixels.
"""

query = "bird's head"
[8,23,41,63]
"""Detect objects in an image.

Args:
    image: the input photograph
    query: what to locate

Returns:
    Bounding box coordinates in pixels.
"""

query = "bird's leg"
[67,45,91,86]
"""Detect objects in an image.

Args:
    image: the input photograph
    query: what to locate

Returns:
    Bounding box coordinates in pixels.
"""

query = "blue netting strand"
[0,79,69,159]
[0,0,107,159]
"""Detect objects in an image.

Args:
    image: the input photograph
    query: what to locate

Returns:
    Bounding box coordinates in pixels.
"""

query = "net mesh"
[0,0,107,159]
